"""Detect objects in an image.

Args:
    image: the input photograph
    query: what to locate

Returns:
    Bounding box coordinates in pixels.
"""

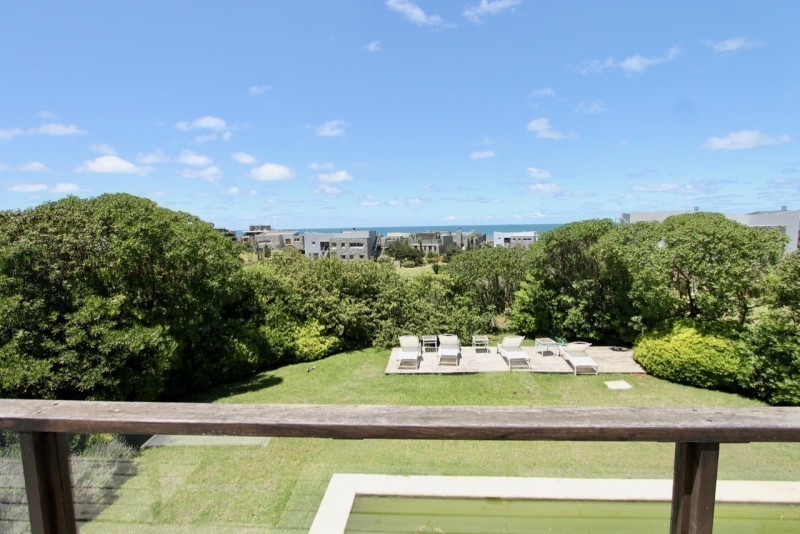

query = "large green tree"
[0,194,254,400]
[618,213,785,326]
[510,219,625,341]
[445,247,528,320]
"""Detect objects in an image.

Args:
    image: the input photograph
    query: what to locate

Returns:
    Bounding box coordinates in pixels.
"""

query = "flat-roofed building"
[620,206,800,253]
[304,230,378,260]
[410,231,454,255]
[252,230,304,257]
[493,231,539,249]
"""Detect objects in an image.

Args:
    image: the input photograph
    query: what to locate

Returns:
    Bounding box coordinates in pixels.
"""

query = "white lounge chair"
[561,341,598,375]
[437,334,461,366]
[497,336,530,370]
[396,335,422,369]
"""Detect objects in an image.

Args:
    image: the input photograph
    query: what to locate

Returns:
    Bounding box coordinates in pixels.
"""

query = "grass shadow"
[186,373,284,403]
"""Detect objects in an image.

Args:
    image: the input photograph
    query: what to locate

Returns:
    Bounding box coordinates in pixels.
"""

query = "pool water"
[345,497,799,533]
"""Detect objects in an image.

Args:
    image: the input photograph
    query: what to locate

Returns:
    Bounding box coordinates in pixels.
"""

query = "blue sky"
[1,1,798,229]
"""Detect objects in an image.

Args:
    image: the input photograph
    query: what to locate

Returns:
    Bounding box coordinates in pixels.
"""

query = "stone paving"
[385,344,645,375]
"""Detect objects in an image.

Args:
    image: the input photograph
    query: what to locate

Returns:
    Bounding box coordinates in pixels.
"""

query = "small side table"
[472,335,490,353]
[422,335,438,352]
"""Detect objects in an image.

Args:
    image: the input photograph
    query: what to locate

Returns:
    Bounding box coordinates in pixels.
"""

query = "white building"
[303,230,379,260]
[493,231,539,249]
[620,207,800,253]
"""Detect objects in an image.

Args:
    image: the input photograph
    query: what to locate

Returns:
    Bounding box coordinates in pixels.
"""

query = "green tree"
[511,219,622,341]
[0,194,252,400]
[446,247,527,320]
[385,239,423,265]
[738,251,800,405]
[620,213,785,325]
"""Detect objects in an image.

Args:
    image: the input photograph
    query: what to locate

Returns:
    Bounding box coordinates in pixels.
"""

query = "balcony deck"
[386,345,645,374]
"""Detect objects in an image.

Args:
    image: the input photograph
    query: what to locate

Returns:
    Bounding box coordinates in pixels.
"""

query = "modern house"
[303,230,379,260]
[251,230,304,256]
[493,231,539,249]
[620,206,800,253]
[410,231,455,255]
[380,229,487,256]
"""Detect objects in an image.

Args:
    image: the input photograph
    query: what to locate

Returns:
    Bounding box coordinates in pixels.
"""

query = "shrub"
[634,321,743,391]
[738,311,800,406]
[401,259,416,268]
[293,320,339,362]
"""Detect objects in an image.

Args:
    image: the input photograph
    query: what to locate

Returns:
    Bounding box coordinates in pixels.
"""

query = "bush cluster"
[633,321,742,391]
[0,195,498,401]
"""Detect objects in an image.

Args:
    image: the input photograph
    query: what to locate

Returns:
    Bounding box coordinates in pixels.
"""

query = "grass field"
[395,263,436,277]
[83,348,800,532]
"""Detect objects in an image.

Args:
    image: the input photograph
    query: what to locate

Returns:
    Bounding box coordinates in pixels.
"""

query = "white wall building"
[493,231,539,249]
[620,207,800,253]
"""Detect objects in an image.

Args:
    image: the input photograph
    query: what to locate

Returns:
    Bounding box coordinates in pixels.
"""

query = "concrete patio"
[385,344,645,375]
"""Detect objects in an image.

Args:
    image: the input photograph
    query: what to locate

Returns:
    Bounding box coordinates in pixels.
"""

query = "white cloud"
[386,0,447,27]
[529,183,562,194]
[90,143,116,155]
[226,187,240,194]
[578,46,680,75]
[575,100,607,115]
[232,151,256,165]
[464,0,520,24]
[365,41,382,52]
[52,182,79,193]
[527,118,573,140]
[407,197,423,205]
[29,123,87,136]
[701,129,791,150]
[178,150,213,167]
[315,119,348,137]
[175,116,232,142]
[527,167,551,179]
[176,115,228,132]
[470,150,496,160]
[632,183,681,192]
[444,215,457,221]
[8,183,47,193]
[530,87,556,98]
[179,166,223,182]
[318,170,353,183]
[388,199,405,207]
[75,155,151,175]
[314,183,341,195]
[250,163,294,182]
[137,149,169,164]
[1,122,86,141]
[0,128,24,141]
[360,196,382,206]
[704,36,763,53]
[248,85,272,95]
[17,161,50,172]
[36,110,56,119]
[309,161,336,170]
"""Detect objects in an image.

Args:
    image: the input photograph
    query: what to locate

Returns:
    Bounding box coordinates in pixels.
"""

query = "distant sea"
[237,223,560,240]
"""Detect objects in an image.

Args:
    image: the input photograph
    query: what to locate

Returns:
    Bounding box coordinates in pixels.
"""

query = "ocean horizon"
[237,223,561,240]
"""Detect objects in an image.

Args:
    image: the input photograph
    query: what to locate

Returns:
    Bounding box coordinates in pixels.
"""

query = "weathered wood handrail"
[2,400,800,534]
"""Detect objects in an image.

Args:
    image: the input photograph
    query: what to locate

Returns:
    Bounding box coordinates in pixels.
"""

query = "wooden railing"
[2,400,800,533]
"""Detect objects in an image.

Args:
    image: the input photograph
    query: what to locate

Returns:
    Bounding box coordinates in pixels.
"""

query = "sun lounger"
[437,334,461,366]
[396,335,421,369]
[561,341,598,375]
[497,336,530,370]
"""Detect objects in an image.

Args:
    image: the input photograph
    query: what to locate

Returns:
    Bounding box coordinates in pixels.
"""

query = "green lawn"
[84,348,800,532]
[395,263,436,277]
